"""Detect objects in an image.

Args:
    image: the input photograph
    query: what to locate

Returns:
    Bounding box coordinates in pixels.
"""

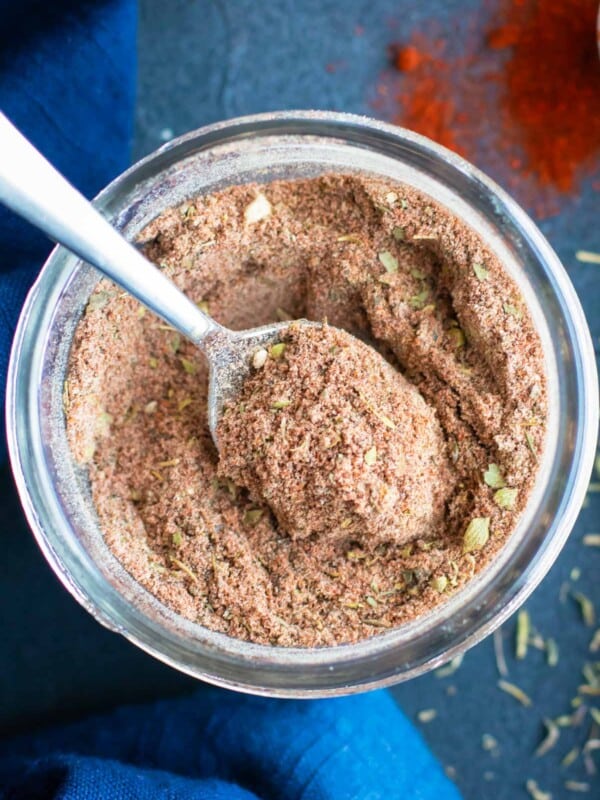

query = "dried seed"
[589,630,600,653]
[272,399,291,409]
[562,747,580,767]
[583,534,600,547]
[252,348,268,369]
[525,779,551,800]
[144,401,158,414]
[498,679,532,707]
[574,593,596,627]
[417,709,437,723]
[564,781,590,793]
[535,718,560,757]
[494,629,509,677]
[435,654,464,678]
[482,733,499,751]
[516,610,530,660]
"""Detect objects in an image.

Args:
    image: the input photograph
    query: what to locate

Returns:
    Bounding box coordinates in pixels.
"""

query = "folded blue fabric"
[0,689,461,799]
[0,0,136,460]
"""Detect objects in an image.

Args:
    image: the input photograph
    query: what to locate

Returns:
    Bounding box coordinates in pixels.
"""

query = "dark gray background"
[1,2,599,799]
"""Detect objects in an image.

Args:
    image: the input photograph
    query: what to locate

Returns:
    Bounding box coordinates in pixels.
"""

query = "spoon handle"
[0,112,221,347]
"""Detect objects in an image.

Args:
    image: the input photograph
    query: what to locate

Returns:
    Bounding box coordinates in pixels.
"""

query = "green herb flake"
[573,593,596,627]
[463,517,490,554]
[269,342,286,359]
[170,333,181,353]
[172,531,183,548]
[417,709,437,723]
[503,303,523,320]
[243,508,264,526]
[473,263,490,281]
[484,464,505,489]
[87,290,111,312]
[498,679,532,707]
[583,534,600,547]
[364,446,377,466]
[589,629,600,652]
[179,357,197,375]
[525,779,552,800]
[272,399,291,409]
[495,487,518,510]
[196,299,210,314]
[365,595,378,608]
[408,287,429,310]
[561,747,580,767]
[590,708,600,726]
[516,610,530,660]
[546,638,559,667]
[378,250,399,273]
[431,575,448,593]
[148,356,159,369]
[392,226,405,242]
[535,718,560,757]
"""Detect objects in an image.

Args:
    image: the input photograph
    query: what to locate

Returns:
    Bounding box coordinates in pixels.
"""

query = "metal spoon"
[0,112,314,446]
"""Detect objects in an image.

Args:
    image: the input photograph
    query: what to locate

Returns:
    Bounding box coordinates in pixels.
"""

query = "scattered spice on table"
[376,0,600,217]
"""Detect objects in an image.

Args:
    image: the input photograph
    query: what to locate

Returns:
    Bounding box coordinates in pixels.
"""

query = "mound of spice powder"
[217,324,451,546]
[66,174,547,646]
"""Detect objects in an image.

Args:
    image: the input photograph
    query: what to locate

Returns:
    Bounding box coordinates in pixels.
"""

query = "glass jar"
[6,112,598,696]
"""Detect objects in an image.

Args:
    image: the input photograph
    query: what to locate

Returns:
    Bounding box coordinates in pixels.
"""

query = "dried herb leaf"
[196,300,210,314]
[431,575,448,593]
[272,399,291,409]
[504,303,523,320]
[583,534,600,547]
[243,508,264,526]
[148,356,158,369]
[546,638,559,667]
[561,747,580,767]
[484,464,505,489]
[473,262,489,280]
[525,430,538,460]
[179,357,198,375]
[448,327,466,348]
[392,225,405,241]
[364,446,377,466]
[463,517,490,553]
[495,487,518,510]
[252,348,268,369]
[378,251,399,273]
[516,610,530,659]
[589,629,600,652]
[408,287,429,310]
[269,342,286,359]
[498,679,532,707]
[87,290,111,312]
[172,531,183,548]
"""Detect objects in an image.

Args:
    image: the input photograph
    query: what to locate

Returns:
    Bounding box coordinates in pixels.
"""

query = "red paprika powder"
[380,0,600,216]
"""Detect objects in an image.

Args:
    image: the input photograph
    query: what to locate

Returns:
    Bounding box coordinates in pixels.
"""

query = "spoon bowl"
[0,111,319,448]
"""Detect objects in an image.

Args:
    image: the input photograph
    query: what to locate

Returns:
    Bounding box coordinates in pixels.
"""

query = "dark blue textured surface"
[0,1,599,799]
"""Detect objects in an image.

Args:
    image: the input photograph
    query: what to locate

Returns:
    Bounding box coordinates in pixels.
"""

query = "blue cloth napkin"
[0,2,461,798]
[0,688,461,799]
